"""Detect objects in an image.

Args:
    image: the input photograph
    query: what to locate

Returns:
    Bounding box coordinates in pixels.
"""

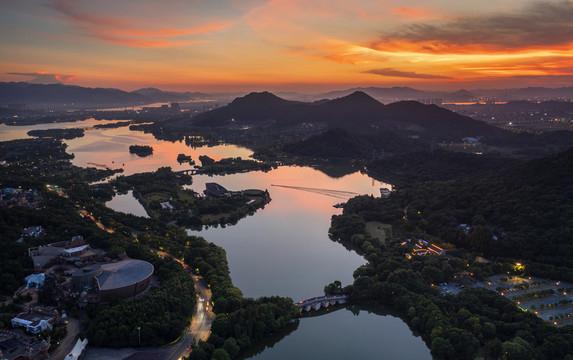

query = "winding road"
[162,273,214,360]
[82,253,214,360]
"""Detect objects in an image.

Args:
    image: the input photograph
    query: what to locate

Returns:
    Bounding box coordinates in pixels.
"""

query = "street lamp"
[137,327,141,346]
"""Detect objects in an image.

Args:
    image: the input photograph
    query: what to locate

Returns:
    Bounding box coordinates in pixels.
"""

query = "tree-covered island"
[129,144,154,157]
[27,128,85,140]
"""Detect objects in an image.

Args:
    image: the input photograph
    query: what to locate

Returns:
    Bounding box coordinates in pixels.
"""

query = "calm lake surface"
[186,165,385,301]
[105,190,149,218]
[247,308,429,360]
[1,121,430,359]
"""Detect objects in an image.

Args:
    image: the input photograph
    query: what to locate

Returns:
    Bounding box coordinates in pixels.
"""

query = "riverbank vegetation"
[327,146,573,359]
[184,236,299,360]
[4,110,573,358]
[1,138,295,355]
[108,167,270,228]
[198,155,274,175]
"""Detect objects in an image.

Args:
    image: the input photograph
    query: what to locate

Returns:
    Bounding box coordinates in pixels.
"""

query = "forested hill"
[374,146,573,268]
[367,149,520,185]
[190,91,503,139]
[281,128,429,158]
[382,101,502,138]
[190,91,305,128]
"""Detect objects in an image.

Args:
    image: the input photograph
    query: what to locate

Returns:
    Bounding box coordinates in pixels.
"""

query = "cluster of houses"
[402,238,446,259]
[0,311,54,360]
[0,188,42,209]
[21,226,43,239]
[3,309,87,360]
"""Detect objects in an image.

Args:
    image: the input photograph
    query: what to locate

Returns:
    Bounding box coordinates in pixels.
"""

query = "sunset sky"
[2,0,573,92]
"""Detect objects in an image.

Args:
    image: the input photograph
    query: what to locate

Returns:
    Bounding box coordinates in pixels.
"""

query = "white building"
[11,312,53,334]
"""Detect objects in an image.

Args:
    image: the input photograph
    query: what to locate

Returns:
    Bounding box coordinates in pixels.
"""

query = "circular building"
[94,259,154,301]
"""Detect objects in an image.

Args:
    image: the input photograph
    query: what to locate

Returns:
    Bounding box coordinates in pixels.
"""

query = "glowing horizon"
[1,0,573,93]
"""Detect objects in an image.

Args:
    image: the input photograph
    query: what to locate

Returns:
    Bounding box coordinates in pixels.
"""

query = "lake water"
[105,190,149,218]
[186,166,385,301]
[1,121,430,359]
[0,118,123,141]
[247,308,429,360]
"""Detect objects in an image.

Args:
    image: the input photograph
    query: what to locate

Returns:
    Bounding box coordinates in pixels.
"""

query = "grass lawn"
[366,221,391,245]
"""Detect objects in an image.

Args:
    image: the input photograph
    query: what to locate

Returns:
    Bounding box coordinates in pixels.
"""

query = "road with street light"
[162,272,214,360]
[83,251,214,360]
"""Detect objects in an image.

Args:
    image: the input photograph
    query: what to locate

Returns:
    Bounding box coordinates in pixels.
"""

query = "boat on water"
[333,203,346,208]
[380,188,391,197]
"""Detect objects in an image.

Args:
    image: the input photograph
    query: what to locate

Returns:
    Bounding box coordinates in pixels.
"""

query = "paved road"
[83,255,213,360]
[162,274,213,360]
[49,318,81,360]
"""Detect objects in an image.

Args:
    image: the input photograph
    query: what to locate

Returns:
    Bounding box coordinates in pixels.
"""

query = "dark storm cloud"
[380,1,573,51]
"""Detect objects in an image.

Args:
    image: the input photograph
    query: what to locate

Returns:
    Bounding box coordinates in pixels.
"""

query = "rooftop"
[64,245,90,254]
[96,259,154,290]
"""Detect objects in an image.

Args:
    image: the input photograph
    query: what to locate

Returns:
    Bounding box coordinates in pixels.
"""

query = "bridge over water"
[176,169,202,175]
[294,295,348,312]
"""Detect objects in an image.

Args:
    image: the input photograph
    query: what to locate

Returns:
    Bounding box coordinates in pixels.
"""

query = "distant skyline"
[1,0,573,92]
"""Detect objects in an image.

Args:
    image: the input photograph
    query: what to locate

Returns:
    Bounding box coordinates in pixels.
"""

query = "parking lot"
[485,275,573,327]
[440,283,463,295]
[440,274,573,326]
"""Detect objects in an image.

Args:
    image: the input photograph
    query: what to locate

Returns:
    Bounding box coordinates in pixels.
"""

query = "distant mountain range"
[188,91,503,139]
[2,82,573,108]
[0,82,148,106]
[308,86,573,103]
[0,82,226,107]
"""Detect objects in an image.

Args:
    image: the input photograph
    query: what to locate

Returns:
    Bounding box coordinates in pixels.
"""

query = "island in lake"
[27,128,85,139]
[129,144,153,157]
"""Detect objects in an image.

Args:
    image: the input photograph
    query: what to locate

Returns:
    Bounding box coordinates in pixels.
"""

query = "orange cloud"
[391,6,443,19]
[49,0,233,48]
[7,72,79,84]
[377,1,573,54]
[285,39,390,66]
[364,68,452,80]
[54,74,80,82]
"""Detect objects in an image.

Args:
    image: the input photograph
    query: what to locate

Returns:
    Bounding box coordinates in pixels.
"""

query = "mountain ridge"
[3,82,573,107]
[189,90,504,139]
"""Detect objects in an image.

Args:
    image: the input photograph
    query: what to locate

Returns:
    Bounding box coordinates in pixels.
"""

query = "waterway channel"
[1,121,431,359]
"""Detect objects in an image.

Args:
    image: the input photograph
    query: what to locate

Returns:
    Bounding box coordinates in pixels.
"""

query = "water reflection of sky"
[105,190,149,218]
[4,121,427,359]
[249,309,430,360]
[65,126,252,176]
[187,166,391,301]
[0,118,123,141]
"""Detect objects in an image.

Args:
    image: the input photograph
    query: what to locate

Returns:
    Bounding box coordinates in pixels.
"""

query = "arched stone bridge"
[294,295,348,312]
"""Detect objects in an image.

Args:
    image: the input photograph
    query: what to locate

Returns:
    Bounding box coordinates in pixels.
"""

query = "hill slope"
[0,82,147,105]
[190,91,502,139]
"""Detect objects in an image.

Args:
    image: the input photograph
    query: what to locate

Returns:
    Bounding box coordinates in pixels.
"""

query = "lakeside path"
[82,255,213,360]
